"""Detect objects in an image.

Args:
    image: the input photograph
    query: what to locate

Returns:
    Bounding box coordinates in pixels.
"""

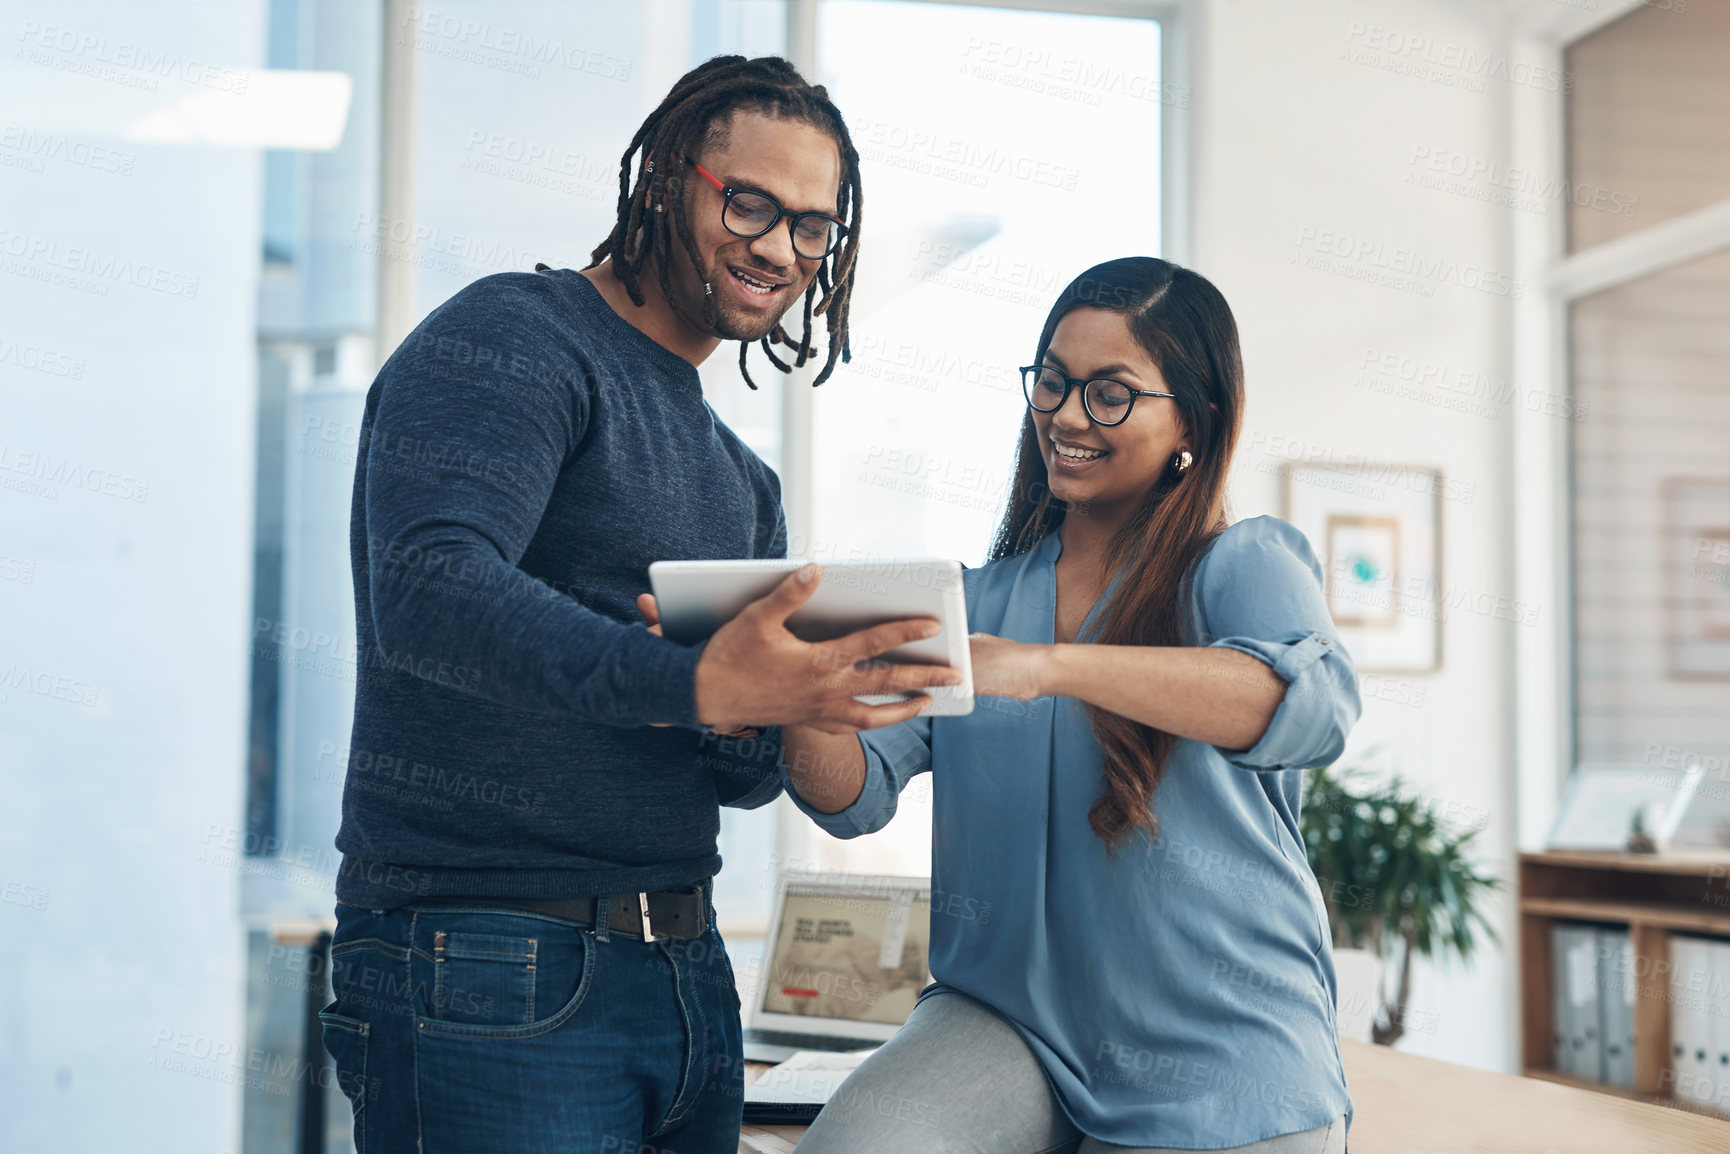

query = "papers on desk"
[745,1048,875,1105]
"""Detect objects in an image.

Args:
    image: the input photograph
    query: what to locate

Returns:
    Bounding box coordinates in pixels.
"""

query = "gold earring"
[1174,450,1193,473]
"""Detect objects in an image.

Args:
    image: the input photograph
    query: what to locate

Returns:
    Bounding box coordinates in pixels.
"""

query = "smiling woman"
[781,256,1357,1153]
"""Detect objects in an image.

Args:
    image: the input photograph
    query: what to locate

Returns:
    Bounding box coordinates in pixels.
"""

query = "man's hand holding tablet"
[638,562,964,735]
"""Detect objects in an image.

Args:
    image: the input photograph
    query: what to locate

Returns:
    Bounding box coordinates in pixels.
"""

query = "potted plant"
[1301,765,1502,1046]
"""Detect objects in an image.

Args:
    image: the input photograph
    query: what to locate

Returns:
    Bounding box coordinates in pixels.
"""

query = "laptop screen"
[759,882,933,1027]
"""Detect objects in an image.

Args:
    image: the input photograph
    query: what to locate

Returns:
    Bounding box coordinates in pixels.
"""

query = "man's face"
[663,110,843,343]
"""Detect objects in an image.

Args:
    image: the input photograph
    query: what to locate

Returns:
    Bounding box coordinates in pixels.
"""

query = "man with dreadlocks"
[322,56,959,1153]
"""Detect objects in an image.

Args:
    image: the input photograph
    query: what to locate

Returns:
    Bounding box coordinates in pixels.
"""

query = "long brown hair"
[584,55,863,388]
[987,257,1245,848]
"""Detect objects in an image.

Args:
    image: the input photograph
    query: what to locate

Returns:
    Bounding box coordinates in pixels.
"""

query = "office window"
[803,0,1165,877]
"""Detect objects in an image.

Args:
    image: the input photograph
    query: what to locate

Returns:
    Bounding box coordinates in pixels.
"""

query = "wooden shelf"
[1521,895,1730,935]
[1519,851,1730,1108]
[1519,849,1730,877]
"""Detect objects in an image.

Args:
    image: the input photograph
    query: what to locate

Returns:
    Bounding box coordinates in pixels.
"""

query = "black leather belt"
[445,881,709,941]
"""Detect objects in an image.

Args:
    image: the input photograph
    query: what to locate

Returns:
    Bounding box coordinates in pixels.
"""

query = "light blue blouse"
[782,516,1360,1149]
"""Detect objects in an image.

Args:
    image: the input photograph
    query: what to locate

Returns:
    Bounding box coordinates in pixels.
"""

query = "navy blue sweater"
[334,268,786,908]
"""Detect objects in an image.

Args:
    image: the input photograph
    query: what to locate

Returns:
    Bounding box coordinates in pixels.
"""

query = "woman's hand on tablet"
[676,564,962,735]
[966,633,1050,701]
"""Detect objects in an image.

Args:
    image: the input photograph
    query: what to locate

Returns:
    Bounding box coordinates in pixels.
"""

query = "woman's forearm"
[781,724,868,813]
[1043,644,1284,751]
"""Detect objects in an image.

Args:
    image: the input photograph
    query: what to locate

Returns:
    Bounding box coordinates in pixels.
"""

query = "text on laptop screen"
[760,886,932,1027]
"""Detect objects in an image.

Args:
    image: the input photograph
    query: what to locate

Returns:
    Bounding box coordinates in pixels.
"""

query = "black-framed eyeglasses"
[686,157,848,261]
[1020,364,1176,427]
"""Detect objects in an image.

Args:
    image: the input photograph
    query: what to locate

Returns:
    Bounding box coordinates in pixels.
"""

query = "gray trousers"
[793,989,1347,1154]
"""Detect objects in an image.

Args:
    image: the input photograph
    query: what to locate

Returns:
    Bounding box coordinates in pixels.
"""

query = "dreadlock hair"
[584,55,863,389]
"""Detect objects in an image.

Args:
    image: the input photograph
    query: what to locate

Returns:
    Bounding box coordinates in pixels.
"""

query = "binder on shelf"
[1711,939,1730,1113]
[1669,935,1718,1106]
[1551,923,1601,1080]
[1572,926,1603,1080]
[1549,923,1570,1074]
[1596,927,1636,1088]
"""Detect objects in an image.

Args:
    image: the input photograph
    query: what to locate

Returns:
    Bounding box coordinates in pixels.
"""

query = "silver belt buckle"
[638,892,656,942]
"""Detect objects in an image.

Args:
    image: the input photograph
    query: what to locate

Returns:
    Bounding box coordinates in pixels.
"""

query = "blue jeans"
[319,894,744,1154]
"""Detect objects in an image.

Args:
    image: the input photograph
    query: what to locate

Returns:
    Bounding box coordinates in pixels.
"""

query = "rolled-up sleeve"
[781,715,932,838]
[1192,517,1361,771]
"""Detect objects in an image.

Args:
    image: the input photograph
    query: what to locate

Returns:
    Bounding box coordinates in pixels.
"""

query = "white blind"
[1570,247,1730,780]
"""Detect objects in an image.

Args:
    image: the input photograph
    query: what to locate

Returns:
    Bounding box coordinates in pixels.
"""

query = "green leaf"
[1299,765,1503,967]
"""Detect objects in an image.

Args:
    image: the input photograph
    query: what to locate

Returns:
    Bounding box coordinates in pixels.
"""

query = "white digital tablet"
[648,558,974,716]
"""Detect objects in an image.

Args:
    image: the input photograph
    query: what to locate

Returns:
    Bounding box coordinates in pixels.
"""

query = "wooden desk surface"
[740,1041,1730,1153]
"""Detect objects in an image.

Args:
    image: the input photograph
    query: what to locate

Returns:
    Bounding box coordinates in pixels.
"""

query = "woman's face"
[1031,307,1188,514]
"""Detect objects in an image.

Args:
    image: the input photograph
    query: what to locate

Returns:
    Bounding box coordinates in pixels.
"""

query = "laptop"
[741,871,933,1065]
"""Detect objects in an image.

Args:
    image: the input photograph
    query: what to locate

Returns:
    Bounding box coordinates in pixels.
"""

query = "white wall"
[0,1,265,1148]
[1191,0,1523,1072]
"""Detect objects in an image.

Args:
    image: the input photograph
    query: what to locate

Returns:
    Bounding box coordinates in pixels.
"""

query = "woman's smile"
[1049,434,1112,471]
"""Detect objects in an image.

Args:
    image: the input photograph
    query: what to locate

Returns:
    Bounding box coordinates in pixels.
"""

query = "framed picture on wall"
[1282,463,1442,673]
[1665,476,1730,680]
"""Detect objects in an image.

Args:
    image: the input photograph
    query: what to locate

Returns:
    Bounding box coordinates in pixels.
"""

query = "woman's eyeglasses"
[1020,365,1175,427]
[685,157,848,261]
